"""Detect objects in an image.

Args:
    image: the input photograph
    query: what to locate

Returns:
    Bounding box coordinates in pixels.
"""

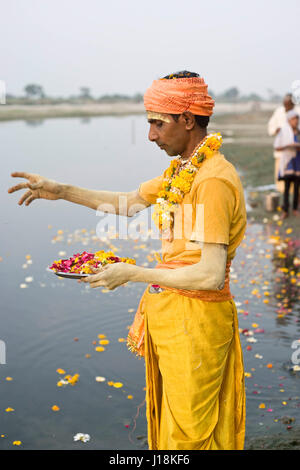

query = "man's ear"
[181,112,196,130]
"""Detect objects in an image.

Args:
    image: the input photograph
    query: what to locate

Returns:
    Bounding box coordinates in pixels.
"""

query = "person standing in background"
[268,93,300,193]
[274,110,300,218]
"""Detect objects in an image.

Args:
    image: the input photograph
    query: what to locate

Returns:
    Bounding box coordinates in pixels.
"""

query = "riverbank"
[245,427,300,450]
[0,101,279,122]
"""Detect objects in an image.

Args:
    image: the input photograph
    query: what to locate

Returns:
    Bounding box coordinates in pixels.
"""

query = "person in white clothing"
[268,94,300,193]
[274,110,300,218]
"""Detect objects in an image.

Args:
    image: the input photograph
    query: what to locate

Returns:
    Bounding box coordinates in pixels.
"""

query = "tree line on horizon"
[5,84,283,104]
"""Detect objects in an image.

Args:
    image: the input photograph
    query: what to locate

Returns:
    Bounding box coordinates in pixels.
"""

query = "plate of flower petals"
[47,250,136,280]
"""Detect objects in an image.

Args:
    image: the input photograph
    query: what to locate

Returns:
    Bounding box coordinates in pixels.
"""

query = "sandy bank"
[0,101,279,122]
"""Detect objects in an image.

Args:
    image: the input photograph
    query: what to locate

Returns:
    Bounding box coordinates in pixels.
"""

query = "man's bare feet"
[292,210,300,216]
[281,211,289,220]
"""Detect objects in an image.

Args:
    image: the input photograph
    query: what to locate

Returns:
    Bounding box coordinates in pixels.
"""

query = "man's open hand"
[79,262,135,290]
[8,172,64,205]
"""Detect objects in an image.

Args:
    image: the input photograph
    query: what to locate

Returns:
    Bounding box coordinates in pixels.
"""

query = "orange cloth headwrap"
[144,76,215,116]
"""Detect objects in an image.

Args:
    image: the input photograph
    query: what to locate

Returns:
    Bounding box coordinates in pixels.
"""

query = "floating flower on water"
[73,433,90,443]
[5,377,13,381]
[13,441,21,446]
[254,328,265,334]
[127,395,133,399]
[57,379,69,387]
[259,403,266,409]
[68,374,79,385]
[118,338,126,343]
[95,346,105,352]
[246,337,257,343]
[99,339,109,345]
[57,372,79,387]
[5,407,14,412]
[95,376,106,382]
[266,363,273,369]
[51,405,60,411]
[19,284,27,289]
[98,334,106,339]
[56,368,66,375]
[112,382,123,388]
[25,277,33,283]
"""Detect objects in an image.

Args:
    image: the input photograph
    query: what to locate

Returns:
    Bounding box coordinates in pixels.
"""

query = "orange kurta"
[137,151,247,450]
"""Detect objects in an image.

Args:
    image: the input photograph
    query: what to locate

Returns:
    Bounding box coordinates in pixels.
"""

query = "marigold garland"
[152,133,222,235]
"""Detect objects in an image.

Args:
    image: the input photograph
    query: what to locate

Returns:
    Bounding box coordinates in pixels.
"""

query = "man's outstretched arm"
[8,171,150,215]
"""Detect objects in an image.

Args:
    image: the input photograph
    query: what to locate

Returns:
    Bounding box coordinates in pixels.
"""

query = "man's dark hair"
[162,70,200,79]
[162,70,210,129]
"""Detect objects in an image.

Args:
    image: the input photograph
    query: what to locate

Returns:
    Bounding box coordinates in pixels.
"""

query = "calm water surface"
[0,116,299,449]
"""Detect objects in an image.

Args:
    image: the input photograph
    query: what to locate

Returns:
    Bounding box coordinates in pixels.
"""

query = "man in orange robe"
[8,70,247,450]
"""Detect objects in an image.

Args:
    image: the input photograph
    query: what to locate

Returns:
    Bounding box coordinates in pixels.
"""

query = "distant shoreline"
[0,101,279,122]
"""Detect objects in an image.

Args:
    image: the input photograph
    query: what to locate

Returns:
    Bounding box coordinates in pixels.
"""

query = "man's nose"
[148,125,158,142]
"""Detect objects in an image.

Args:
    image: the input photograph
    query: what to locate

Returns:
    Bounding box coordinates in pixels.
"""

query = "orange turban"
[144,76,215,116]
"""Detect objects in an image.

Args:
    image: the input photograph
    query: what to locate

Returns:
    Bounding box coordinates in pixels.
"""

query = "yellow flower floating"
[56,371,80,387]
[99,339,110,345]
[107,381,123,388]
[153,133,222,234]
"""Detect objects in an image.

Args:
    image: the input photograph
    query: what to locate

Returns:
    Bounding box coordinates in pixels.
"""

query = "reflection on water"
[1,116,300,449]
[25,119,45,127]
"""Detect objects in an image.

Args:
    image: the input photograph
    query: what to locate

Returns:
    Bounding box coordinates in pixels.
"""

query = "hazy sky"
[1,0,300,98]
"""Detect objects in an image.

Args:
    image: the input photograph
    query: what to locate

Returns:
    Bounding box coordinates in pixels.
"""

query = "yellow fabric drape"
[139,286,245,450]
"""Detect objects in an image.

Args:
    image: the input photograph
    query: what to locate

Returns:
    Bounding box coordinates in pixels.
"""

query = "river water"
[0,116,299,449]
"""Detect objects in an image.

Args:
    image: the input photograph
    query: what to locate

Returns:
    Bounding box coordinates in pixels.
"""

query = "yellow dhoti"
[130,153,248,450]
[136,286,245,450]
